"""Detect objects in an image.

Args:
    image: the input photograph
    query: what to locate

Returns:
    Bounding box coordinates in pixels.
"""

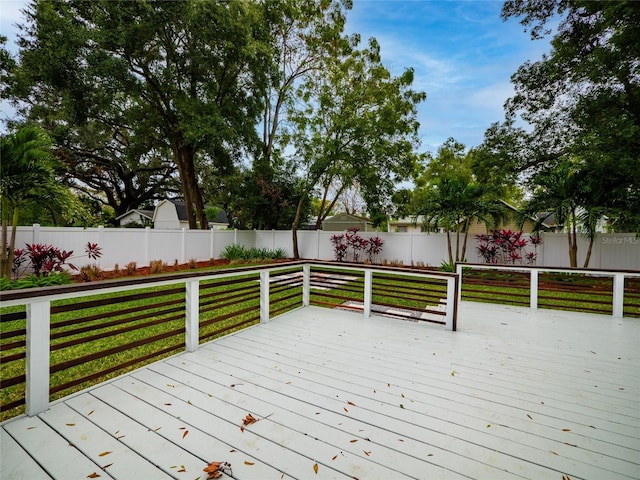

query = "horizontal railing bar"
[0,311,26,323]
[50,286,185,314]
[0,261,307,307]
[49,299,185,332]
[458,263,640,276]
[49,342,183,396]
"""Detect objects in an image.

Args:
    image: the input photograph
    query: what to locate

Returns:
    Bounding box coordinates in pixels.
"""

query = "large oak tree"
[13,0,277,228]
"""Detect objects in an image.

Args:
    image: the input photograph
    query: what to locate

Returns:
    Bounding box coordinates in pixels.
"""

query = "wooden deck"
[2,302,639,480]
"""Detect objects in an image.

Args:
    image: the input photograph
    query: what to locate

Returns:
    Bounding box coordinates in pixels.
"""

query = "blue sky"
[1,0,552,152]
[345,0,552,152]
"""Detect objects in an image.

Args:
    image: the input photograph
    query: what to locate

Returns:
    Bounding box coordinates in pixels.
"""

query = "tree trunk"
[460,218,471,262]
[455,223,462,262]
[1,198,9,277]
[583,235,594,268]
[291,195,306,259]
[7,207,18,277]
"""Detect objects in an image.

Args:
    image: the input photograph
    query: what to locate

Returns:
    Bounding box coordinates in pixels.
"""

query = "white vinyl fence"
[12,224,640,272]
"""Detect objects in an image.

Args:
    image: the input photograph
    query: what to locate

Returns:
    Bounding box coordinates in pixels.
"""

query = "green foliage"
[287,35,426,257]
[439,260,455,273]
[1,272,72,291]
[412,139,506,265]
[482,0,640,240]
[220,244,288,261]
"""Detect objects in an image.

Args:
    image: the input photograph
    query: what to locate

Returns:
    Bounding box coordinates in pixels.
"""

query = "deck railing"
[0,261,458,419]
[456,263,640,318]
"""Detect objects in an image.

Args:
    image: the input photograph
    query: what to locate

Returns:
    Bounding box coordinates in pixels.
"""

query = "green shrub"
[0,272,73,290]
[220,244,288,261]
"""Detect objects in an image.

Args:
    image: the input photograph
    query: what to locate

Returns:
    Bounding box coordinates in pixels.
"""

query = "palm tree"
[524,160,581,267]
[0,126,66,277]
[415,176,504,265]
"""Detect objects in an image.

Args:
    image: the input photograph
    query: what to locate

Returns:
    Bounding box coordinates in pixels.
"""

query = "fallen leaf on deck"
[562,475,572,480]
[550,451,558,456]
[182,430,189,439]
[363,451,371,456]
[332,455,338,460]
[243,414,258,426]
[486,424,491,428]
[177,467,186,473]
[344,407,349,413]
[313,463,319,474]
[98,451,111,457]
[87,473,100,478]
[88,410,94,416]
[401,393,405,398]
[400,404,405,409]
[350,439,358,443]
[562,428,571,432]
[164,403,172,406]
[527,414,533,420]
[66,423,76,427]
[167,384,175,388]
[451,371,456,377]
[387,383,390,387]
[102,463,113,469]
[154,427,161,431]
[347,401,356,406]
[27,426,37,430]
[245,461,255,465]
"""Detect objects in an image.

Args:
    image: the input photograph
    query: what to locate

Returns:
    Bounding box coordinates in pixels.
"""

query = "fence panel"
[8,226,640,271]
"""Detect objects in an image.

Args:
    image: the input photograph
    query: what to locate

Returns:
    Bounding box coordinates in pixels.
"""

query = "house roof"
[159,199,229,225]
[115,209,154,221]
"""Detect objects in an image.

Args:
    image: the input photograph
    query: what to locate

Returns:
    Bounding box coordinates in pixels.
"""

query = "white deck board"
[2,302,639,480]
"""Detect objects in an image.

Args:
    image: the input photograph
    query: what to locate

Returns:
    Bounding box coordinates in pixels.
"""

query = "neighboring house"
[322,213,374,232]
[152,199,229,230]
[388,203,560,235]
[115,209,154,227]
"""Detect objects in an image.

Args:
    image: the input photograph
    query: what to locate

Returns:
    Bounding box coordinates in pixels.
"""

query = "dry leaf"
[244,461,255,466]
[401,393,405,398]
[550,451,558,456]
[399,404,405,409]
[313,463,319,474]
[87,473,100,479]
[164,403,172,406]
[27,426,37,430]
[177,467,186,473]
[347,401,356,406]
[98,451,111,457]
[88,410,94,416]
[562,428,571,432]
[66,423,76,427]
[203,462,222,473]
[243,414,258,426]
[486,424,491,428]
[182,430,189,439]
[344,407,349,413]
[350,439,358,443]
[527,414,533,420]
[102,463,113,469]
[363,451,371,456]
[332,455,338,461]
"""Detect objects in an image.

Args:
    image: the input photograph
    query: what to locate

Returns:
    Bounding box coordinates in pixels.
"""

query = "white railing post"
[613,273,624,318]
[260,270,270,323]
[530,268,539,310]
[363,269,372,318]
[185,280,200,352]
[445,276,456,331]
[302,264,310,307]
[26,300,50,416]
